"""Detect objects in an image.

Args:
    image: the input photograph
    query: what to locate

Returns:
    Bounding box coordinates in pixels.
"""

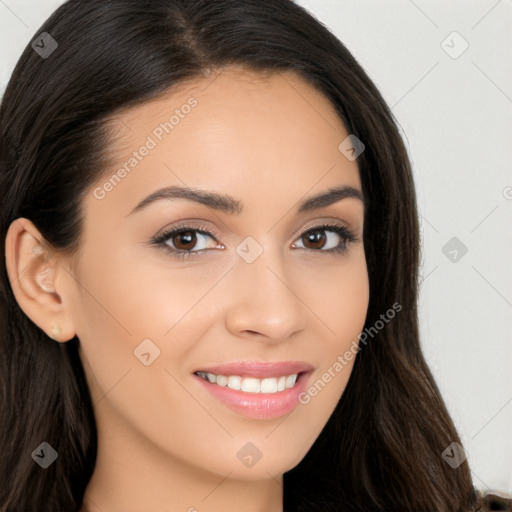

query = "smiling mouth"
[193,370,308,394]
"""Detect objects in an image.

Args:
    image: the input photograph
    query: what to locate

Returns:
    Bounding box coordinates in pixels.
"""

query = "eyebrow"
[126,184,364,217]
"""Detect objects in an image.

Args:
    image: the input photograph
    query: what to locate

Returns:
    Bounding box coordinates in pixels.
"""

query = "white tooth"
[260,377,278,393]
[215,374,228,387]
[285,374,298,389]
[200,372,299,393]
[241,377,261,393]
[227,375,241,390]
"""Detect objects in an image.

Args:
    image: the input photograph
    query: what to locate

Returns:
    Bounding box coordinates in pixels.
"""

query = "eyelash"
[150,222,359,260]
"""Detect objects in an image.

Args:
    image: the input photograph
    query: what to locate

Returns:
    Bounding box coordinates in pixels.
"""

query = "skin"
[6,66,369,512]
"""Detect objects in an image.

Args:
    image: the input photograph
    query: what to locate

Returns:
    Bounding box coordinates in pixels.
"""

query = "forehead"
[89,66,362,220]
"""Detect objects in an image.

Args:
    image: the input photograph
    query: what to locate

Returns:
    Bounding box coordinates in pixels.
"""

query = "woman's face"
[62,67,369,480]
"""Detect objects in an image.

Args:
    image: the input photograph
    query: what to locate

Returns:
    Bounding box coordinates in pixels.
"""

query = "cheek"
[72,250,222,402]
[74,249,213,342]
[293,252,369,408]
[296,250,369,347]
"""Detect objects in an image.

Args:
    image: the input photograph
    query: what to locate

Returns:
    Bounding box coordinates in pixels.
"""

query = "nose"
[224,245,308,343]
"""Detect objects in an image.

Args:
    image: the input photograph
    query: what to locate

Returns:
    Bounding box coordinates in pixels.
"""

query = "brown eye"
[292,224,356,255]
[152,227,219,256]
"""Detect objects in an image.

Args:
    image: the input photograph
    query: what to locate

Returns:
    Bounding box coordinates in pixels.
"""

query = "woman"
[0,0,481,510]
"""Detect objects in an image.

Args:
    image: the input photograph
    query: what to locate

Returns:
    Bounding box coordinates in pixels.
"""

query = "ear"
[4,217,76,343]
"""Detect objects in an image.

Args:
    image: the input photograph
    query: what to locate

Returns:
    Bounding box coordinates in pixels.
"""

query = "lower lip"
[193,371,312,420]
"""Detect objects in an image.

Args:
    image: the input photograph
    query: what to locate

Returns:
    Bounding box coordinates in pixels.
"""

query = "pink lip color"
[193,370,312,420]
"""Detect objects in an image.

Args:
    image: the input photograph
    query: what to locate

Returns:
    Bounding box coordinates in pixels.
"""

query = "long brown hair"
[0,1,479,510]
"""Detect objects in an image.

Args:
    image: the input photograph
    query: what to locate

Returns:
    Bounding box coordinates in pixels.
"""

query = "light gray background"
[1,0,511,495]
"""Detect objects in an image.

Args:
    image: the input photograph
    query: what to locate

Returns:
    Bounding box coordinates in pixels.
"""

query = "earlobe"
[4,217,75,343]
[48,322,63,342]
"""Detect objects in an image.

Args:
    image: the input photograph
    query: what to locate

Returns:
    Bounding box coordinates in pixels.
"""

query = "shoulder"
[475,490,512,511]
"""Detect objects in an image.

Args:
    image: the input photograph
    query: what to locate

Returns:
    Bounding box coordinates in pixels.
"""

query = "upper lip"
[193,361,315,379]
